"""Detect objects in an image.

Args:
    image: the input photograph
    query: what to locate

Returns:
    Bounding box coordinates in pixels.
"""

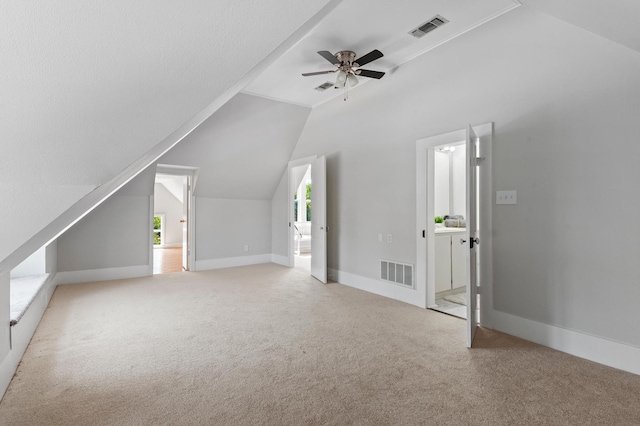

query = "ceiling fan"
[302,50,385,88]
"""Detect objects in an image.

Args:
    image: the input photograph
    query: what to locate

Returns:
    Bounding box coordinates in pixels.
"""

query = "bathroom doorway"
[416,123,493,347]
[431,141,467,319]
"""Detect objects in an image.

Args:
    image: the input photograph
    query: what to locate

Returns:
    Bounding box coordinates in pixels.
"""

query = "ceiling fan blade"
[317,50,339,65]
[357,69,385,79]
[355,49,383,67]
[302,70,337,77]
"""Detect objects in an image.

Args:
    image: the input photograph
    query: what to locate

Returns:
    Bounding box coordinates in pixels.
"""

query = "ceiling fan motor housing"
[335,51,357,70]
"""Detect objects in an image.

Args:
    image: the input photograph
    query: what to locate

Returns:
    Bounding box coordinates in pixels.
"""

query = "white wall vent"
[314,81,335,91]
[380,260,414,288]
[409,15,448,39]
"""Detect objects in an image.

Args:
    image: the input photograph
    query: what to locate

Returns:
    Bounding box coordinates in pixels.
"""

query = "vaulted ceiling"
[2,0,640,272]
[0,0,336,269]
[244,0,519,107]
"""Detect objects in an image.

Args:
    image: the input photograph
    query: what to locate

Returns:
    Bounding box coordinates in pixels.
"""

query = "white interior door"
[182,176,189,271]
[310,156,327,283]
[465,125,478,347]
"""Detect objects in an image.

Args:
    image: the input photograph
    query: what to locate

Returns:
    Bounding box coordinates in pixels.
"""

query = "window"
[153,214,165,246]
[294,182,312,222]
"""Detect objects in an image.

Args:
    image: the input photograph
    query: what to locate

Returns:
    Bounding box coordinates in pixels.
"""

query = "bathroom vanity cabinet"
[435,229,466,293]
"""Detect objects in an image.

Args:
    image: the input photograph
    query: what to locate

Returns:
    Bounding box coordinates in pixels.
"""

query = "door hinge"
[474,157,485,166]
[422,230,425,238]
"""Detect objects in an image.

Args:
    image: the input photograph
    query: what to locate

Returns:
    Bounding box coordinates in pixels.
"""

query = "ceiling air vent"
[314,81,335,91]
[409,15,448,39]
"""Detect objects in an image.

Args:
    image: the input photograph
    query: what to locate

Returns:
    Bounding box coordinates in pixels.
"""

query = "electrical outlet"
[496,190,517,205]
[244,245,249,252]
[387,234,392,243]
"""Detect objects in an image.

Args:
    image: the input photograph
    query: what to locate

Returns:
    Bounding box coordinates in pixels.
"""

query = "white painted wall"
[0,272,10,397]
[271,172,290,259]
[434,151,449,217]
[51,93,310,272]
[157,93,309,267]
[57,196,151,272]
[159,93,311,200]
[451,145,466,217]
[154,183,183,247]
[10,246,46,278]
[56,167,155,273]
[289,7,640,348]
[195,198,272,261]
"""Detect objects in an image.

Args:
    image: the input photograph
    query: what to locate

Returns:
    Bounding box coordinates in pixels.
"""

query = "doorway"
[416,123,493,344]
[431,141,467,319]
[292,165,312,272]
[152,164,198,274]
[287,155,327,283]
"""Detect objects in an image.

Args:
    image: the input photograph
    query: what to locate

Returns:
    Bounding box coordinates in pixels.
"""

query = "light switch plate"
[496,190,517,205]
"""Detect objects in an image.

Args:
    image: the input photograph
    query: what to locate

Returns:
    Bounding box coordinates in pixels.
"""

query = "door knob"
[461,237,480,248]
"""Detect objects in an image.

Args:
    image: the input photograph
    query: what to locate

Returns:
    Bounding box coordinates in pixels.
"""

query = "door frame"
[287,155,317,268]
[415,122,493,328]
[154,164,199,271]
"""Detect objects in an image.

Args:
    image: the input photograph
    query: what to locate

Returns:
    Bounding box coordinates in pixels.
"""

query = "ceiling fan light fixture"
[304,49,385,98]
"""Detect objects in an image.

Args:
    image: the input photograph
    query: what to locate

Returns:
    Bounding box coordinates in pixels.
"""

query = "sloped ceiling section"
[159,93,311,200]
[521,0,640,53]
[0,0,337,270]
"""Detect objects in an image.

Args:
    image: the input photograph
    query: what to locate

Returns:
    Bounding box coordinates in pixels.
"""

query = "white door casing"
[415,123,493,329]
[182,176,189,271]
[465,124,479,348]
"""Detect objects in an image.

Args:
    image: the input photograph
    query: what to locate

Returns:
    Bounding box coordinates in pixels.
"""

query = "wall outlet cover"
[496,190,517,205]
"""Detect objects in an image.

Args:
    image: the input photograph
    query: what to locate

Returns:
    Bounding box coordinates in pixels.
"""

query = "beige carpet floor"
[1,263,640,425]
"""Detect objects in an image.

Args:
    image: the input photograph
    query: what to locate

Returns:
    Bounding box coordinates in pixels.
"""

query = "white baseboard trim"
[493,310,640,376]
[195,254,272,271]
[271,254,289,267]
[55,265,151,285]
[328,268,424,308]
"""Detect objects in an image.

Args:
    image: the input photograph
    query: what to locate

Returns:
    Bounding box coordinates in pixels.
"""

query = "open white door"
[182,176,190,271]
[310,156,327,283]
[465,125,478,347]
